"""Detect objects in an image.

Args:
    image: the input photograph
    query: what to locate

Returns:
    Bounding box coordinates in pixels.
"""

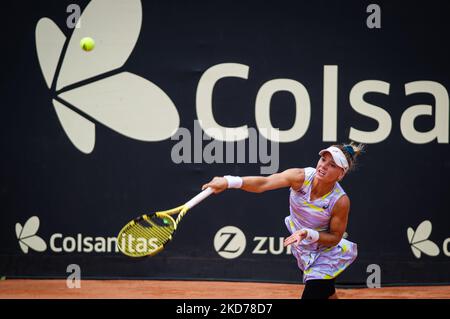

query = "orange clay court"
[0,280,449,299]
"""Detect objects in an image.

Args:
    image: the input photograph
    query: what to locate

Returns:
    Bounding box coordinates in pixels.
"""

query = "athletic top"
[284,167,358,282]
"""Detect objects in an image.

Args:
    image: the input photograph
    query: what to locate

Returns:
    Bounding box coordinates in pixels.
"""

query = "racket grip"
[185,187,213,209]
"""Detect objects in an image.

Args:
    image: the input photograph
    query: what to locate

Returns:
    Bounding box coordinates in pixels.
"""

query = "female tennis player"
[202,142,364,299]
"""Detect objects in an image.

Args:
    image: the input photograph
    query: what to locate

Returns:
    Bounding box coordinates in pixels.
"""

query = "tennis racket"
[117,187,213,257]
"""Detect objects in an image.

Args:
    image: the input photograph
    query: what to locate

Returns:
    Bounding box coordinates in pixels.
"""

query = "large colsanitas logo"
[36,0,449,157]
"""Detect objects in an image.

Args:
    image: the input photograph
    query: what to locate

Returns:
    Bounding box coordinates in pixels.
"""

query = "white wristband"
[301,228,320,244]
[224,175,243,189]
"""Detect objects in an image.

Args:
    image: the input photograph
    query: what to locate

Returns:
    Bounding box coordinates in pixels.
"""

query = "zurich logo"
[214,226,246,259]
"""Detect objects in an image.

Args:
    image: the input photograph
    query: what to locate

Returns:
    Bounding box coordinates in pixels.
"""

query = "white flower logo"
[407,220,440,258]
[16,216,47,254]
[35,0,180,154]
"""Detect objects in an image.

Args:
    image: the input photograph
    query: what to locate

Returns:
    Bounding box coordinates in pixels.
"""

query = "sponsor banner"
[0,0,449,284]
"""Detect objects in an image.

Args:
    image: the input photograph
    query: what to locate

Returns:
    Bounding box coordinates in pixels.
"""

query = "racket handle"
[185,187,213,209]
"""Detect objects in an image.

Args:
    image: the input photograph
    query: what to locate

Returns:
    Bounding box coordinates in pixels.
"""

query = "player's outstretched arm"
[202,168,305,194]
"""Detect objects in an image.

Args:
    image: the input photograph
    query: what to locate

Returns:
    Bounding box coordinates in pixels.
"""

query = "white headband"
[318,146,349,172]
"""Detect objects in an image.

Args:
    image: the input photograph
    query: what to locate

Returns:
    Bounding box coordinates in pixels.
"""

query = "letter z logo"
[214,226,246,259]
[217,232,239,253]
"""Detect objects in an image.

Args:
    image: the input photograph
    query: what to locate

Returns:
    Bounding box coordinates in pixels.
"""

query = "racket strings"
[131,222,174,243]
[119,217,175,256]
[120,230,165,256]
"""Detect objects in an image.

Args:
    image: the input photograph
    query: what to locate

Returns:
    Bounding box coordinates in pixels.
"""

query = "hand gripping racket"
[117,187,213,257]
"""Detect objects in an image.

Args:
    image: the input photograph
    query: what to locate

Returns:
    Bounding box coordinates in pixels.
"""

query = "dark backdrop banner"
[1,0,449,286]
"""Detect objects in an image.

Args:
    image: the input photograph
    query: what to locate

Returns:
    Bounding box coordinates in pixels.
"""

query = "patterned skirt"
[285,216,358,282]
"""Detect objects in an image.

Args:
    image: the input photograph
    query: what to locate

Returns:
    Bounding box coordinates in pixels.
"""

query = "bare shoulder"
[332,195,351,216]
[282,168,305,191]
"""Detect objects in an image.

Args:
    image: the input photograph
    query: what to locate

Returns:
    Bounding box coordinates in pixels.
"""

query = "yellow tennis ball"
[80,37,95,52]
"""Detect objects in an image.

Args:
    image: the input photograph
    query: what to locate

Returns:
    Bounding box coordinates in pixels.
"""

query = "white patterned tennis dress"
[284,167,358,282]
